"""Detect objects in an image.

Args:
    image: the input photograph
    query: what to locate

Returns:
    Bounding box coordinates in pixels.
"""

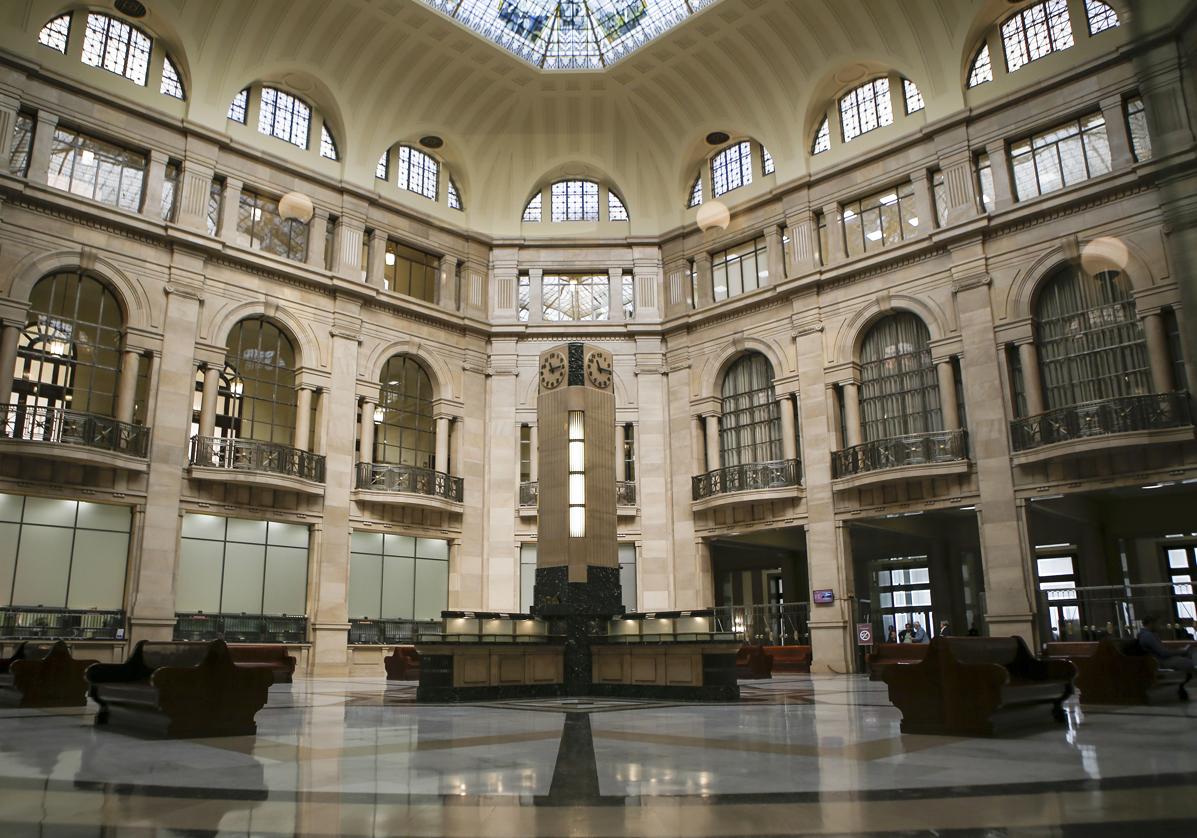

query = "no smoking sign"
[856,623,873,645]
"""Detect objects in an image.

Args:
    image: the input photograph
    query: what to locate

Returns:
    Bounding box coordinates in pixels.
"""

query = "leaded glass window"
[375,356,435,469]
[812,117,831,154]
[860,314,942,441]
[224,318,297,445]
[257,87,311,149]
[81,14,152,86]
[161,57,184,99]
[1084,0,1119,35]
[967,42,993,87]
[38,14,71,54]
[383,241,438,301]
[762,146,775,175]
[47,126,146,212]
[398,145,438,201]
[319,125,338,160]
[206,178,223,236]
[448,179,463,210]
[903,79,924,114]
[976,153,995,212]
[843,183,919,257]
[376,151,389,180]
[840,78,893,142]
[228,88,248,123]
[1034,268,1150,409]
[517,274,530,321]
[1001,0,1073,74]
[711,141,752,197]
[9,112,33,177]
[237,188,308,262]
[719,353,781,467]
[1127,97,1152,162]
[523,193,542,222]
[1010,113,1111,202]
[712,236,767,302]
[687,175,703,208]
[608,191,628,221]
[932,170,948,228]
[551,180,599,222]
[542,274,609,321]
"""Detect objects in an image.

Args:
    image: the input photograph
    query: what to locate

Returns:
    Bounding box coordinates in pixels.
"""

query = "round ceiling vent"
[114,0,148,17]
[419,135,444,149]
[705,131,730,146]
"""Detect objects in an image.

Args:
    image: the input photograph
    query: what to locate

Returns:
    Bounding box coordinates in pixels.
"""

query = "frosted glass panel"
[348,552,383,619]
[569,473,585,504]
[520,561,535,612]
[12,525,73,607]
[182,513,227,540]
[413,559,448,620]
[176,539,223,613]
[262,545,308,614]
[620,560,637,611]
[351,530,383,554]
[0,522,19,606]
[520,543,538,565]
[0,493,23,522]
[384,535,416,557]
[381,554,415,618]
[226,517,267,544]
[416,538,448,560]
[67,530,128,609]
[76,502,131,533]
[267,522,309,548]
[22,497,77,527]
[221,542,265,613]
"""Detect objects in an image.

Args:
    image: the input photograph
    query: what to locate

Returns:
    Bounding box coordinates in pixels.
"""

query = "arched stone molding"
[206,299,321,371]
[697,336,788,402]
[5,248,153,331]
[362,338,456,403]
[835,294,950,366]
[1004,238,1157,322]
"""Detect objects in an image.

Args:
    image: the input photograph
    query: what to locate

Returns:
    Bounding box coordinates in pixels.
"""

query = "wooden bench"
[0,641,96,708]
[384,645,421,680]
[867,643,929,681]
[735,645,773,679]
[1043,639,1191,705]
[763,645,811,673]
[228,644,296,684]
[86,639,273,738]
[881,636,1075,736]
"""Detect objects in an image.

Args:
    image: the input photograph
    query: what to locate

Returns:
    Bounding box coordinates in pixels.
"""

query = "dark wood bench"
[881,636,1075,736]
[763,645,811,673]
[228,644,296,683]
[86,639,273,738]
[735,645,773,679]
[1043,639,1191,705]
[384,645,421,680]
[867,643,929,680]
[0,641,96,708]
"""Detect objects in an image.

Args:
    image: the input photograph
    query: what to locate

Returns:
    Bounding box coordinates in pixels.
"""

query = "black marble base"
[587,682,741,701]
[415,683,563,702]
[531,566,624,616]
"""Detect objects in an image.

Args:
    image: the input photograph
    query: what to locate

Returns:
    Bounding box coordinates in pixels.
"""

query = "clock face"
[539,350,566,390]
[585,350,612,389]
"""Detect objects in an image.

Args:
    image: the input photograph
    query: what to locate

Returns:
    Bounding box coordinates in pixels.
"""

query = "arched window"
[812,117,831,155]
[687,174,703,208]
[11,272,124,419]
[398,145,439,200]
[38,14,70,53]
[860,314,942,441]
[522,193,542,222]
[224,319,296,445]
[258,86,311,148]
[1001,0,1073,73]
[161,56,184,99]
[319,125,339,161]
[719,354,781,467]
[711,141,752,197]
[1085,0,1119,35]
[39,12,186,100]
[902,79,924,113]
[967,43,993,87]
[551,180,599,221]
[1033,268,1150,409]
[375,356,435,469]
[608,190,628,221]
[840,78,893,142]
[448,178,463,211]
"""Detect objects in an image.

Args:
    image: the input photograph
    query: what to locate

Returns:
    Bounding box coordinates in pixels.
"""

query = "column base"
[984,612,1036,647]
[309,622,350,676]
[809,620,853,674]
[127,617,177,647]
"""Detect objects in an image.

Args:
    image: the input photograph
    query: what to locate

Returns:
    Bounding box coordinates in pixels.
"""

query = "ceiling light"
[420,135,444,149]
[278,191,314,223]
[866,230,883,241]
[696,200,730,232]
[115,0,147,17]
[706,131,730,146]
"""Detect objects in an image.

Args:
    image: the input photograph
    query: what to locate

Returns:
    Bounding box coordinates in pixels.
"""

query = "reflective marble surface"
[0,674,1194,836]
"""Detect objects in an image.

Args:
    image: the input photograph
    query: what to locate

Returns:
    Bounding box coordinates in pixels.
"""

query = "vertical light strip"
[568,411,585,537]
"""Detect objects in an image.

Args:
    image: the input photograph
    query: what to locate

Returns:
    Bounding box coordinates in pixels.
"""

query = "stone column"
[608,267,624,322]
[449,416,462,477]
[141,150,168,221]
[911,171,935,236]
[174,140,218,234]
[936,359,960,431]
[528,268,544,323]
[490,248,519,321]
[115,350,141,423]
[0,321,22,405]
[198,365,219,438]
[1100,95,1135,169]
[822,203,846,265]
[984,140,1015,210]
[691,416,705,476]
[312,387,327,454]
[842,381,862,447]
[219,178,243,246]
[1017,341,1045,417]
[26,111,59,185]
[783,208,818,276]
[779,394,797,461]
[306,209,329,269]
[485,341,519,609]
[0,94,19,173]
[615,422,627,481]
[703,413,720,472]
[294,386,313,452]
[439,254,459,310]
[333,214,366,281]
[632,249,662,320]
[1141,311,1175,393]
[435,415,450,474]
[694,253,714,308]
[358,398,375,464]
[364,228,386,288]
[764,226,784,286]
[528,423,538,482]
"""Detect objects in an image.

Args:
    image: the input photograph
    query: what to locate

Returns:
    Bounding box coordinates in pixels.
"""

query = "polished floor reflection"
[0,674,1195,836]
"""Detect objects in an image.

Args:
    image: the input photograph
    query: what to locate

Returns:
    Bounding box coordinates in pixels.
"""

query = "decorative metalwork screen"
[719,353,781,468]
[859,313,942,441]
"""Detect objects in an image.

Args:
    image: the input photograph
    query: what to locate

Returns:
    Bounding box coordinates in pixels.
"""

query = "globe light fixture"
[697,200,730,232]
[278,191,315,224]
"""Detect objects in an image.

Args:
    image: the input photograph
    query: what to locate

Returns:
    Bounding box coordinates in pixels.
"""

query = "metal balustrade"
[1010,392,1192,452]
[713,603,810,646]
[189,435,325,482]
[617,480,637,506]
[519,481,539,508]
[1,403,148,457]
[518,480,636,508]
[355,463,463,502]
[691,459,801,501]
[173,613,308,643]
[831,430,968,478]
[0,606,126,640]
[348,618,440,645]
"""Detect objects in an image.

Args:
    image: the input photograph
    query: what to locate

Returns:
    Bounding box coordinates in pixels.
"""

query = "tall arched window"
[719,354,781,467]
[224,319,296,445]
[1034,268,1150,409]
[860,314,942,441]
[375,356,435,469]
[12,272,124,418]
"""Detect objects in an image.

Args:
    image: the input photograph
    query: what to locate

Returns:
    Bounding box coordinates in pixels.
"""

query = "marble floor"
[0,675,1195,837]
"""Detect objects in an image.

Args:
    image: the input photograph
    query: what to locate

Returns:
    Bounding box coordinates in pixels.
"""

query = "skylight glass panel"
[762,146,775,175]
[423,1,713,70]
[258,87,311,148]
[1084,0,1119,35]
[161,56,184,99]
[320,125,338,160]
[551,180,598,222]
[399,145,439,200]
[812,117,831,154]
[523,192,542,222]
[228,88,248,123]
[968,43,993,87]
[711,141,752,197]
[688,174,703,207]
[39,15,71,54]
[82,14,152,86]
[449,179,463,210]
[608,191,628,221]
[1002,0,1073,74]
[903,79,924,114]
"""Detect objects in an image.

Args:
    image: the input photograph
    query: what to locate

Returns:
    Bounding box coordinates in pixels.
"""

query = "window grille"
[1010,113,1111,202]
[161,57,184,99]
[812,117,831,154]
[1084,0,1119,35]
[719,353,781,467]
[228,88,248,123]
[859,313,942,441]
[608,191,628,221]
[258,87,311,149]
[711,141,752,197]
[523,193,542,222]
[46,126,146,213]
[1126,97,1152,162]
[1001,0,1073,74]
[842,183,918,257]
[223,318,298,445]
[236,189,308,262]
[687,175,703,207]
[551,180,599,222]
[38,14,71,53]
[375,356,435,469]
[967,43,993,87]
[840,78,893,142]
[903,79,924,113]
[319,125,338,160]
[82,14,152,85]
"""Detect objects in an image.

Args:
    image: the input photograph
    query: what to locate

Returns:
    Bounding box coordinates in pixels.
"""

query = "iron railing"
[1036,582,1195,644]
[348,618,441,645]
[518,480,539,508]
[1010,392,1192,452]
[355,463,463,502]
[617,480,637,506]
[713,603,810,646]
[189,435,325,482]
[692,459,801,501]
[832,429,968,478]
[1,403,148,457]
[173,613,308,644]
[0,607,126,640]
[520,480,637,507]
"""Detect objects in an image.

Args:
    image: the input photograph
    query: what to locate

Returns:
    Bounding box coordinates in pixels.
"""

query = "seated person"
[1137,615,1197,672]
[909,621,928,644]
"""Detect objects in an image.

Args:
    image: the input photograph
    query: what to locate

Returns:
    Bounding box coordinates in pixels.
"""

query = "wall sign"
[813,589,834,604]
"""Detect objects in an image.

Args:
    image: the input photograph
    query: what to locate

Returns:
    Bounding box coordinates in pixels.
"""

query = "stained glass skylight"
[423,1,719,70]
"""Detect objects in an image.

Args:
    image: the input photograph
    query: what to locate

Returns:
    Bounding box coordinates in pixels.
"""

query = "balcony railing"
[0,606,126,640]
[1010,392,1192,452]
[617,480,637,506]
[692,458,801,501]
[1,403,148,457]
[190,435,325,482]
[173,613,307,644]
[831,429,968,478]
[355,463,463,502]
[519,480,539,508]
[348,618,440,645]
